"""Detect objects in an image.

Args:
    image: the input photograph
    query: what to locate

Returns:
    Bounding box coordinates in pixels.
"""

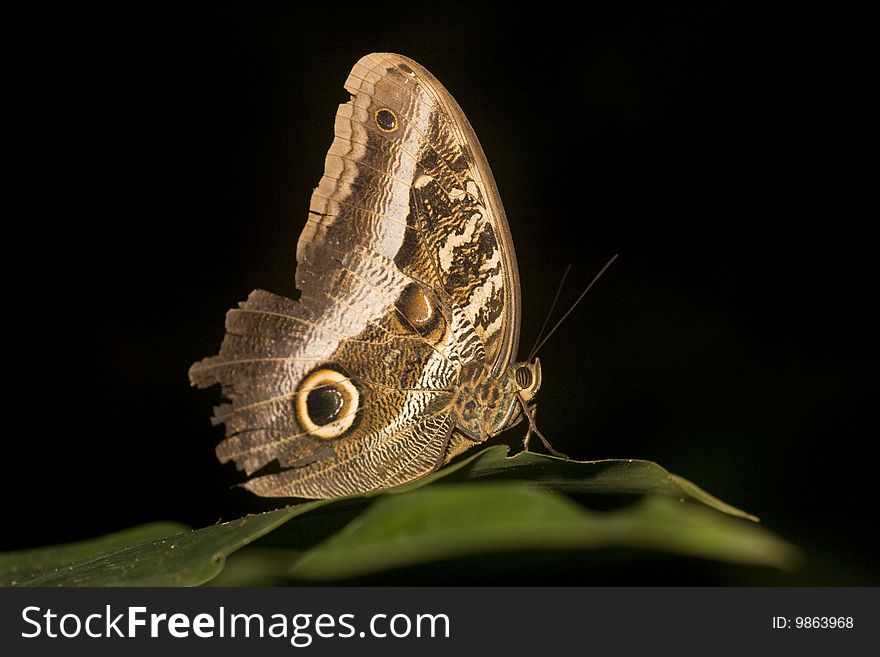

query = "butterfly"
[190,53,552,499]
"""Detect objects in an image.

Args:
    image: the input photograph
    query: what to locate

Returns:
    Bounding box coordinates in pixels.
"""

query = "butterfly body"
[191,53,539,499]
[453,359,541,443]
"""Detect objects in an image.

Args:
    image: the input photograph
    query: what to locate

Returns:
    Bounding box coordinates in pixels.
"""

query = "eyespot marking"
[295,366,360,439]
[398,282,443,338]
[375,108,398,132]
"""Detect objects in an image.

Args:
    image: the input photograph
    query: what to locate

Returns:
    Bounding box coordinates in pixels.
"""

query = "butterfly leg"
[520,400,569,459]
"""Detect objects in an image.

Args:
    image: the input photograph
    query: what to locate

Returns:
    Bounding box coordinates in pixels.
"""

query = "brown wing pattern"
[190,53,519,498]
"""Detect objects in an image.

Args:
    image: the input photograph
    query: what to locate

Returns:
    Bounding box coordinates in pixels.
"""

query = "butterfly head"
[492,358,542,435]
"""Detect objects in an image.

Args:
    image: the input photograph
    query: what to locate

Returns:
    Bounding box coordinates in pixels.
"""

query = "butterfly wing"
[190,53,520,498]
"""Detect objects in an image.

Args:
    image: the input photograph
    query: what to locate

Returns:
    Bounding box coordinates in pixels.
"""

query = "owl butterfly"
[190,52,548,499]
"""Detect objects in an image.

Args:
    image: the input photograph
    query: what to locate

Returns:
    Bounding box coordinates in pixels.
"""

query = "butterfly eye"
[514,366,532,389]
[375,108,398,132]
[514,359,542,401]
[295,366,360,439]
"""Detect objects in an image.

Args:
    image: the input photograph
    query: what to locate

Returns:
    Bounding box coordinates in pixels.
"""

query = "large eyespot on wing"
[294,365,361,439]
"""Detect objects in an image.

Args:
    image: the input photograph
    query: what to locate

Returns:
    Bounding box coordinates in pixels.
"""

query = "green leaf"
[0,522,189,586]
[13,505,321,586]
[440,446,758,521]
[288,483,797,580]
[3,447,797,586]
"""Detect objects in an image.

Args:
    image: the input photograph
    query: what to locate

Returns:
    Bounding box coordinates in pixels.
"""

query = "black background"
[5,3,875,584]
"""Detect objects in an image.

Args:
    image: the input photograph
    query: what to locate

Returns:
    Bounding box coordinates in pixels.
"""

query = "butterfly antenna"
[526,264,572,363]
[527,253,619,360]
